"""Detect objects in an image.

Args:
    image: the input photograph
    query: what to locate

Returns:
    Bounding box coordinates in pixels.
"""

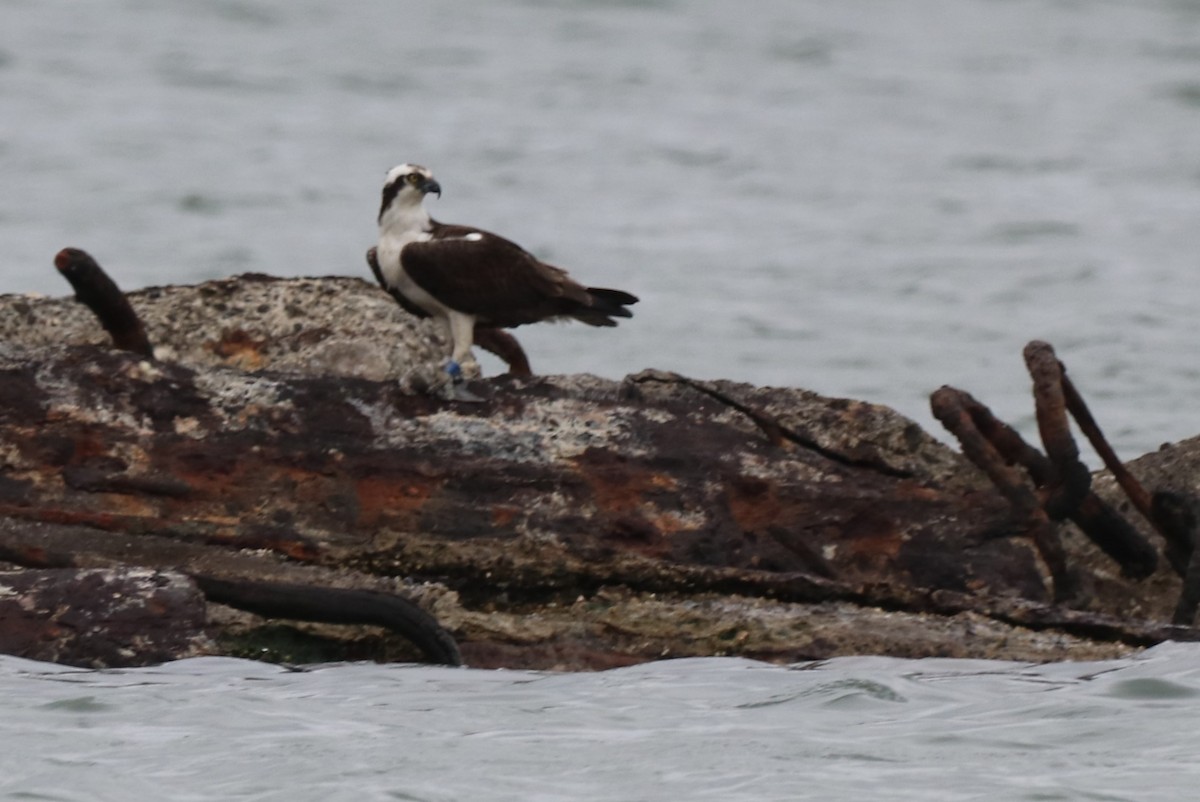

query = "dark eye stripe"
[378,180,404,223]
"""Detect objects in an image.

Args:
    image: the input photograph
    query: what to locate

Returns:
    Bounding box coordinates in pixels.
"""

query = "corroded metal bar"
[1023,341,1090,519]
[1020,342,1158,579]
[931,386,1042,518]
[931,386,1072,598]
[193,575,462,666]
[1059,362,1194,577]
[54,247,154,358]
[952,388,1054,484]
[1059,370,1154,517]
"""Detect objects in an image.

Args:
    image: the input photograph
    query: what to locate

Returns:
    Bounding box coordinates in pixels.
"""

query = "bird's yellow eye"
[407,173,422,185]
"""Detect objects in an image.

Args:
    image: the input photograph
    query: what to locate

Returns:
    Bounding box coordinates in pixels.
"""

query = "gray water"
[4,1,1200,797]
[3,644,1200,801]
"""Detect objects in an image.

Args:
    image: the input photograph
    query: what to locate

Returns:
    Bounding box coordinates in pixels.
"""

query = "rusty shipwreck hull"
[0,344,1031,592]
[0,274,1195,669]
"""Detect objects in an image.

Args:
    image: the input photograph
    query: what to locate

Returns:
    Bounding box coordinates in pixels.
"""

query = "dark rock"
[0,568,210,667]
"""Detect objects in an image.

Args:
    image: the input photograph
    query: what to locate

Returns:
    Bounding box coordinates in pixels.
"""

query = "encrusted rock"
[0,274,444,382]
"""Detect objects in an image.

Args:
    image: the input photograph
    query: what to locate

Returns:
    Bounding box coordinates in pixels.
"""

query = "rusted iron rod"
[931,387,1045,519]
[1057,359,1194,576]
[1030,341,1182,557]
[1023,341,1091,519]
[193,575,463,666]
[931,386,1073,599]
[1058,370,1154,517]
[54,248,154,358]
[1070,494,1158,580]
[1021,342,1158,579]
[932,367,1159,585]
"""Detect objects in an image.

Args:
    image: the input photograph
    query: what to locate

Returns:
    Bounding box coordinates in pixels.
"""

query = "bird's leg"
[441,312,485,402]
[444,312,481,379]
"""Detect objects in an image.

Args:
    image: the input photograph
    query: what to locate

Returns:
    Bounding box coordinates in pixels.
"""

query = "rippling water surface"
[4,645,1200,801]
[4,0,1199,455]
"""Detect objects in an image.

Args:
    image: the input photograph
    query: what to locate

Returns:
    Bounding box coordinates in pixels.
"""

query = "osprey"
[372,163,637,394]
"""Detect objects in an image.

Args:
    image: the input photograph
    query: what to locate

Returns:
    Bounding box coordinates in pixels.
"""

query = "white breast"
[376,231,455,318]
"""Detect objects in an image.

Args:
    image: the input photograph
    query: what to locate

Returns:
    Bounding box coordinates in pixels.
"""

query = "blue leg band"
[445,360,463,379]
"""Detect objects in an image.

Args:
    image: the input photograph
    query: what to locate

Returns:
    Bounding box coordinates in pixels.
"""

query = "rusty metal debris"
[929,385,1073,599]
[54,247,154,358]
[192,575,462,666]
[932,340,1200,623]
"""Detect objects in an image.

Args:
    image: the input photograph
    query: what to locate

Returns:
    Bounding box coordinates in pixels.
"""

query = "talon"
[445,379,486,403]
[459,356,481,379]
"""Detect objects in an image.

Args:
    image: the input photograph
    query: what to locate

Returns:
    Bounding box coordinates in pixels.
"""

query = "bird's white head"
[378,163,441,226]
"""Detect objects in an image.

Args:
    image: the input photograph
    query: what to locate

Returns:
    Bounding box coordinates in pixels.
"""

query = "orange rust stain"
[169,460,305,505]
[205,530,323,561]
[648,511,691,535]
[491,505,520,528]
[893,481,944,502]
[208,328,267,371]
[725,478,783,532]
[353,475,439,528]
[182,462,347,531]
[0,502,139,533]
[274,540,321,561]
[39,475,165,521]
[840,510,905,560]
[273,465,335,500]
[86,492,161,519]
[53,428,112,461]
[647,474,678,491]
[582,464,677,517]
[575,462,685,552]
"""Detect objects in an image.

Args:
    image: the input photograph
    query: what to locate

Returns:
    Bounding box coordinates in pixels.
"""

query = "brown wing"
[400,223,601,328]
[369,245,535,374]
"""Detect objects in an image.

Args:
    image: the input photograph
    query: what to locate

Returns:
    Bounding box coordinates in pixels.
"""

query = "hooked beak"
[422,178,442,198]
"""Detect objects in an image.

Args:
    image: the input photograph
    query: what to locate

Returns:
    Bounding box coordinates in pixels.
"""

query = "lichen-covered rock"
[0,274,443,381]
